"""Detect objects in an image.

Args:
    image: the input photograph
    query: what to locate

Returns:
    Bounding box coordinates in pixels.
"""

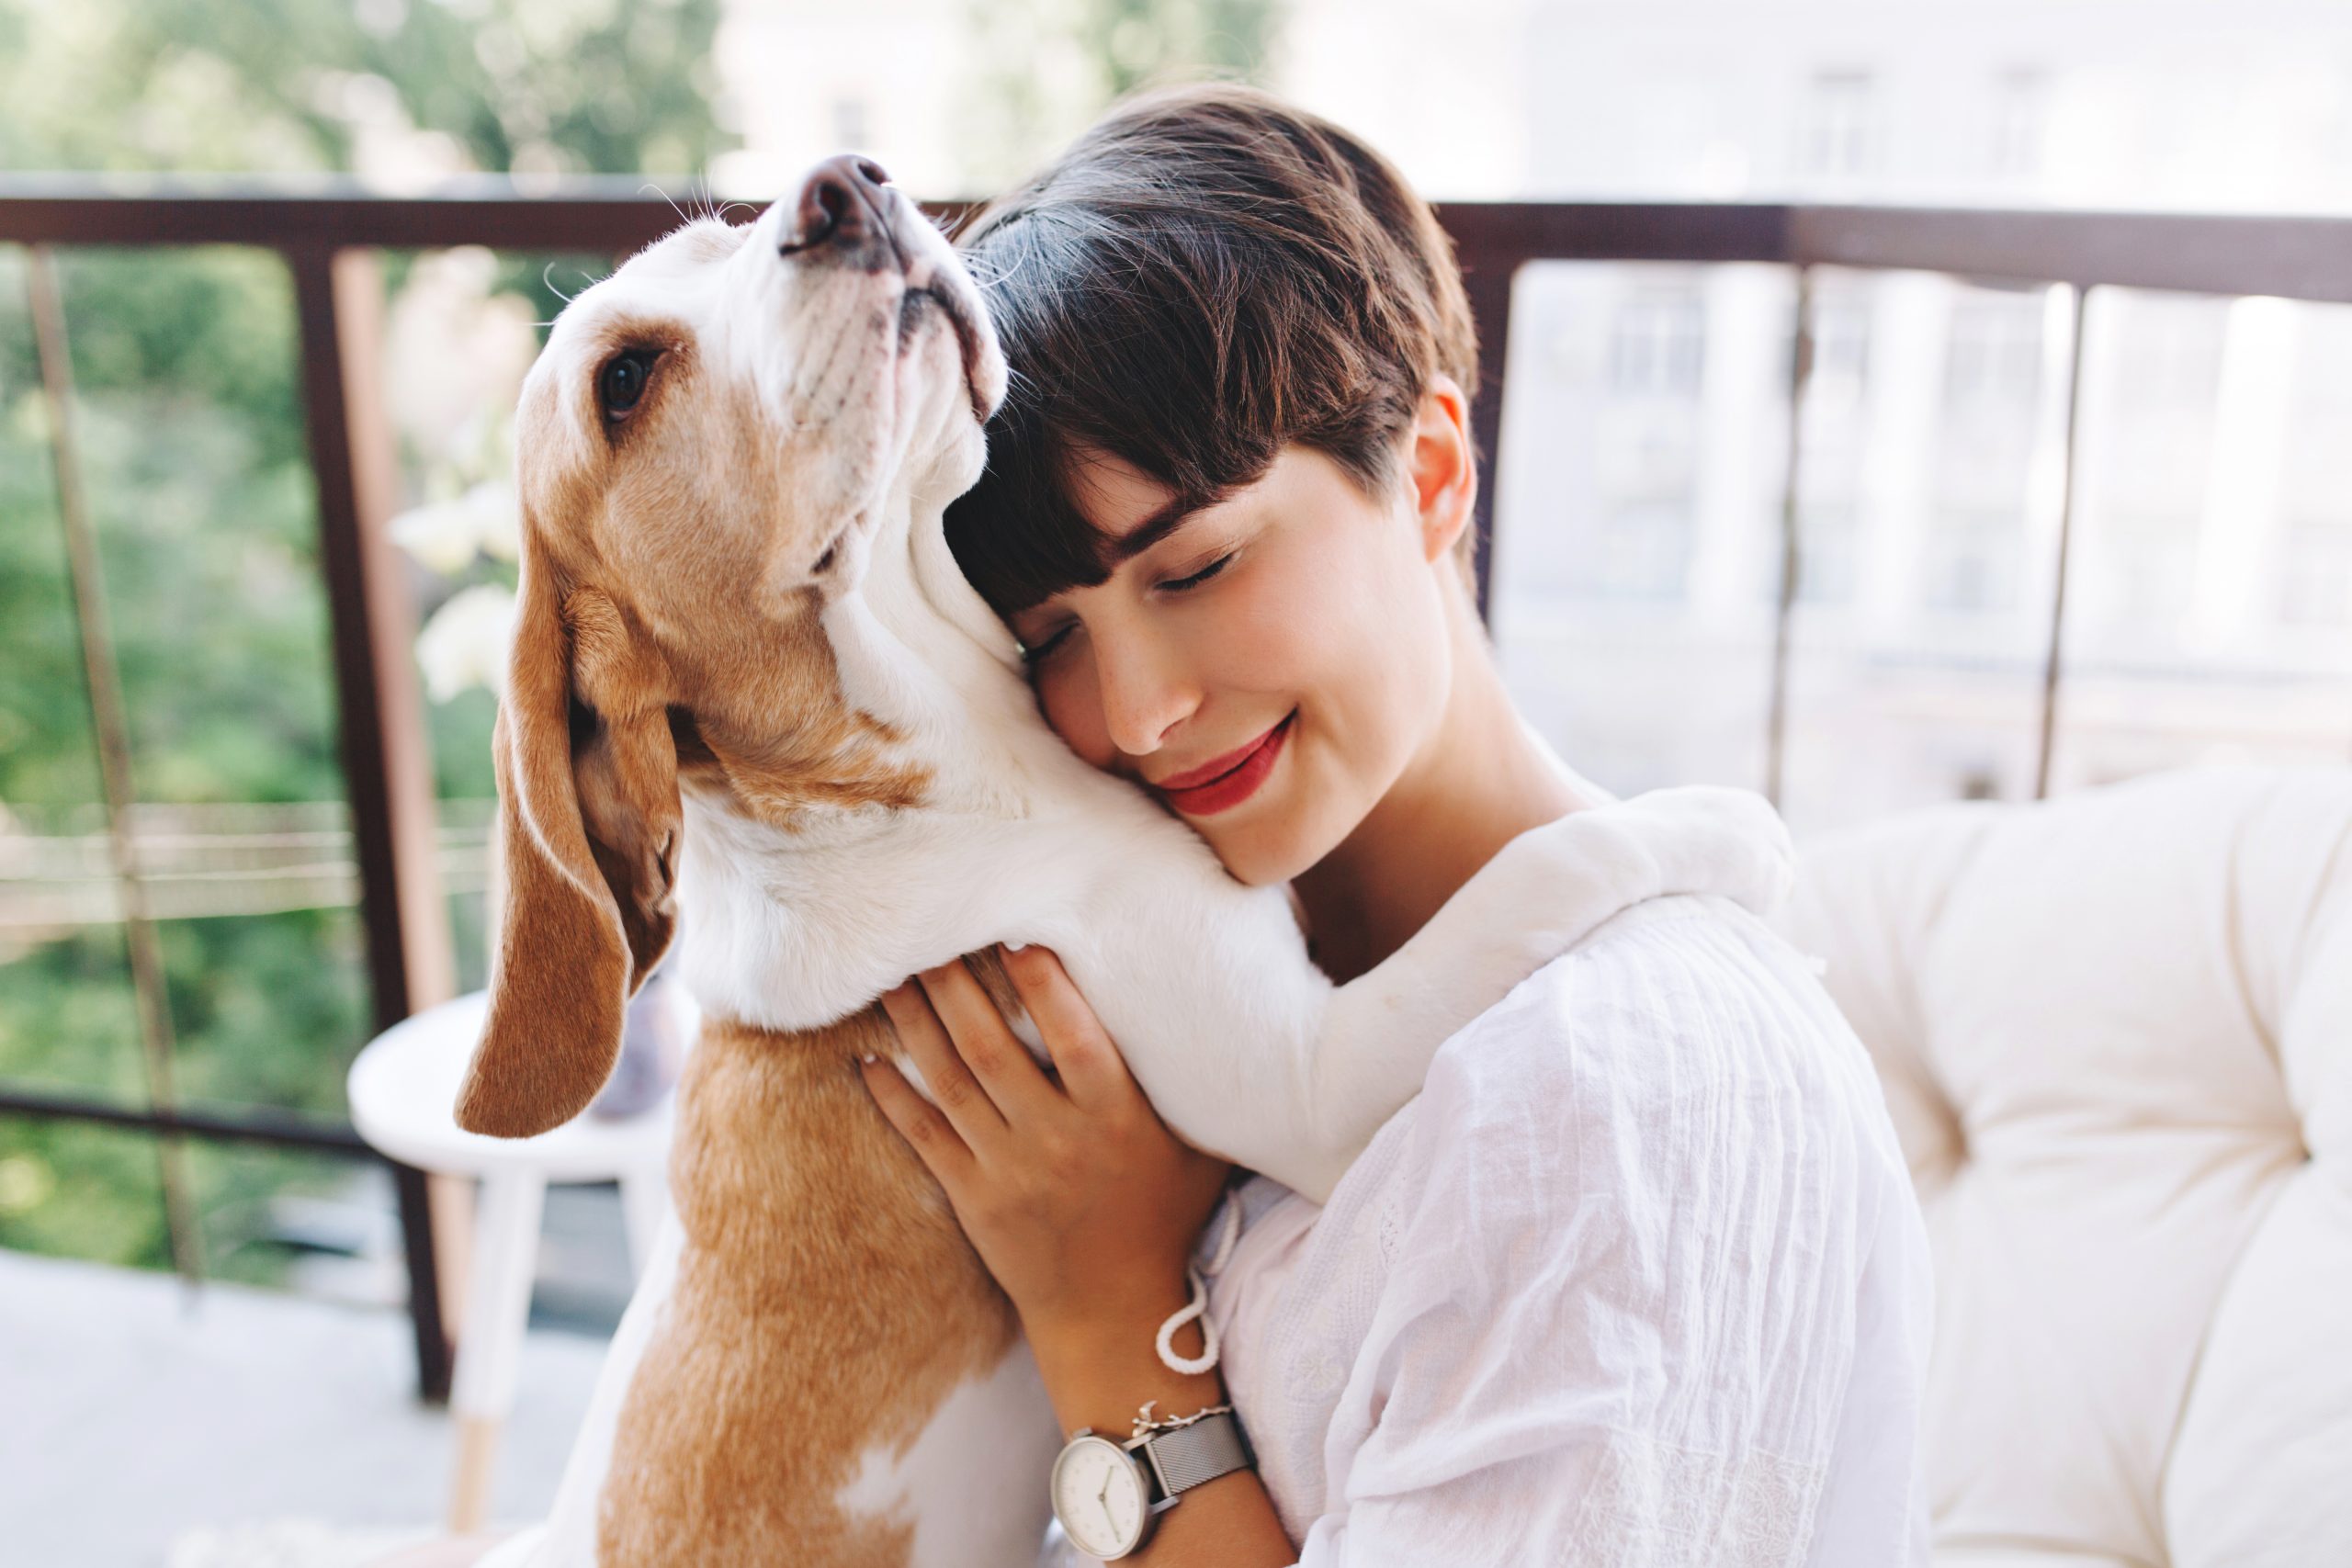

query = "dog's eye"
[598,349,658,420]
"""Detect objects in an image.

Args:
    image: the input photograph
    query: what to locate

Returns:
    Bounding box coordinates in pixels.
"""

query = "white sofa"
[1777,765,2352,1567]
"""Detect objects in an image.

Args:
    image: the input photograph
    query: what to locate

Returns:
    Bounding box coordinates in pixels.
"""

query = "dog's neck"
[669,455,1125,1032]
[823,462,1050,814]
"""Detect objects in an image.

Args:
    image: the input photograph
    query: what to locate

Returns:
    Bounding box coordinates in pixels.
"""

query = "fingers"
[880,971,1009,1149]
[1000,945,1136,1112]
[917,957,1062,1123]
[859,1054,975,1189]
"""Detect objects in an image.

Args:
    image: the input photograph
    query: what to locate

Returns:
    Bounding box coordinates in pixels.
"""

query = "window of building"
[2094,510,2199,627]
[1808,296,1871,404]
[2109,296,2227,414]
[2279,519,2352,627]
[1921,510,2024,613]
[1608,293,1707,398]
[1990,71,2047,180]
[1570,502,1697,604]
[1801,71,1878,178]
[830,95,872,150]
[1795,504,1860,606]
[1945,298,2043,409]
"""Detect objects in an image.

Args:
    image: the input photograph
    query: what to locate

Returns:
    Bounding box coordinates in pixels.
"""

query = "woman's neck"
[1293,593,1588,985]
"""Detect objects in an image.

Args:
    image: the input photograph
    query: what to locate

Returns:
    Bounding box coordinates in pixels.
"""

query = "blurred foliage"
[0,1115,355,1290]
[0,0,726,1284]
[962,0,1283,189]
[1087,0,1283,96]
[0,0,728,179]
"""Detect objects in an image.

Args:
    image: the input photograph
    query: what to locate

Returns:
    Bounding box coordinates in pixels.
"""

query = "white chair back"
[1778,766,2352,1568]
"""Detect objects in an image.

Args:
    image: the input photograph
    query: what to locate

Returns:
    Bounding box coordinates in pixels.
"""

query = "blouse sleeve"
[1288,914,1913,1568]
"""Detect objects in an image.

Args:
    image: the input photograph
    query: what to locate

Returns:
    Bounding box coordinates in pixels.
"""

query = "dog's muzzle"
[778,153,899,270]
[775,153,1002,420]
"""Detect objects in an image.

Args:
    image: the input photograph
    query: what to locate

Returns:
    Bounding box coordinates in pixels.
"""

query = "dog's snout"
[782,155,893,257]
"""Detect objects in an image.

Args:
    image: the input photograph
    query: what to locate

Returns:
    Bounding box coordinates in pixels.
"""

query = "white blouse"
[1196,880,1937,1568]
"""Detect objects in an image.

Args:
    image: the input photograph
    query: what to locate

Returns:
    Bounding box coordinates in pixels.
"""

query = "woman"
[860,85,1933,1565]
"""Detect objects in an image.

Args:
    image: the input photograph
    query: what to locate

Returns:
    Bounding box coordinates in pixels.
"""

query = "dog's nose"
[783,155,893,254]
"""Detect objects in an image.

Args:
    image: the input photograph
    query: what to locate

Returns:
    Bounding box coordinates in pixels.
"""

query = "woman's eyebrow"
[1110,496,1213,564]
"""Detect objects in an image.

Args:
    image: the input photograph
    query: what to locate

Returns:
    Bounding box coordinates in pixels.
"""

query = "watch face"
[1051,1435,1149,1559]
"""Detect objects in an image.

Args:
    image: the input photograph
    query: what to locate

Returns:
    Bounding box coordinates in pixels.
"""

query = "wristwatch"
[1048,1409,1254,1561]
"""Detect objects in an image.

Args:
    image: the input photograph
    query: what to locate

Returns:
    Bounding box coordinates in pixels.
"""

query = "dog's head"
[456,157,1006,1138]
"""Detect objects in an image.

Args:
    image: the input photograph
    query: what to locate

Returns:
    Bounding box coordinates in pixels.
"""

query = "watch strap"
[1136,1410,1253,1501]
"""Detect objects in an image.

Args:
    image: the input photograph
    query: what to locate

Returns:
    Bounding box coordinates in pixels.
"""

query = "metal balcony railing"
[5,176,2351,1401]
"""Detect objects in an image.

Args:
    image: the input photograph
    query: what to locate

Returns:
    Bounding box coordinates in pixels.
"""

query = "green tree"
[960,0,1286,191]
[0,0,728,180]
[0,0,729,1283]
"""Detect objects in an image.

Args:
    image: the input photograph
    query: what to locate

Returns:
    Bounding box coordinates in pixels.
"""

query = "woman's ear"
[1407,374,1477,566]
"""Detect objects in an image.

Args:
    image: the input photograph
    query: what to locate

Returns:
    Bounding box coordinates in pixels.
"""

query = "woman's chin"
[1198,807,1334,890]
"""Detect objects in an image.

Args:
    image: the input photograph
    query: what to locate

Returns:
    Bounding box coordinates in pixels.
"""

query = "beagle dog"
[461,157,1792,1566]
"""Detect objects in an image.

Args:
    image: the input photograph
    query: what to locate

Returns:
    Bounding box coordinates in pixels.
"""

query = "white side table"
[347,988,681,1534]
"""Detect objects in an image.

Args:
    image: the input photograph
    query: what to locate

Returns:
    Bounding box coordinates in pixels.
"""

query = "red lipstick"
[1154,713,1294,817]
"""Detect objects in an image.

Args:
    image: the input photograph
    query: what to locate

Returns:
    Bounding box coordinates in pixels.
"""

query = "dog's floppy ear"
[456,559,681,1138]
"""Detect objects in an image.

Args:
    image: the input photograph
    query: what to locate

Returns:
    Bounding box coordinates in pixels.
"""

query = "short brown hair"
[943,84,1480,615]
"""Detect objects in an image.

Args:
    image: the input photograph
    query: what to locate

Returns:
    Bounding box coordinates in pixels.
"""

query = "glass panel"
[0,920,146,1102]
[1489,262,1790,797]
[5,243,386,1292]
[191,1141,390,1298]
[1777,273,2074,837]
[0,245,148,1103]
[0,1115,166,1269]
[2049,290,2352,787]
[165,910,369,1121]
[29,246,376,1115]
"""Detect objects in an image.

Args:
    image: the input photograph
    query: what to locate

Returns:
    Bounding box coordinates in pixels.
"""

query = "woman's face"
[1004,435,1464,886]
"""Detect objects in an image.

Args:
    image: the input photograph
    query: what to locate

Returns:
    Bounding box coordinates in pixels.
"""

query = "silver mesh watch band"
[1136,1411,1254,1502]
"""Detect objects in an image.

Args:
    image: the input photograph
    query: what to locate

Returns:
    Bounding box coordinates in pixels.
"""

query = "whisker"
[640,180,692,228]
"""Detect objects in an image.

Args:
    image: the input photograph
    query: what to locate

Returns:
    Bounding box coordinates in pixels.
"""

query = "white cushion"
[1776,765,2352,1566]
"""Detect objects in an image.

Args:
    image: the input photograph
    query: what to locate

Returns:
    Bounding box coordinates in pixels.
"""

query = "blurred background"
[5,1,2351,1562]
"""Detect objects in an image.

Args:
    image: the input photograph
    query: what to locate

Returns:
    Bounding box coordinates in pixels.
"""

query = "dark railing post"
[1765,268,1816,810]
[287,241,457,1403]
[2034,285,2093,800]
[1460,254,1521,624]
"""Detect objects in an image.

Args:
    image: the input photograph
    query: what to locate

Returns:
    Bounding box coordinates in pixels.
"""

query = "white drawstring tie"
[1155,1195,1245,1375]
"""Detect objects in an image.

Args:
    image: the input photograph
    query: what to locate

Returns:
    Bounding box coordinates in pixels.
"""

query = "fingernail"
[859,1053,878,1066]
[1002,940,1029,953]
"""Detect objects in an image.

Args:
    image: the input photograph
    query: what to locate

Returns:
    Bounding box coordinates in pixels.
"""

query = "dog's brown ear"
[456,561,681,1138]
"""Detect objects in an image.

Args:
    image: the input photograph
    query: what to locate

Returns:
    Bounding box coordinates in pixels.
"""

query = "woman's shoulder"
[1405,890,1897,1199]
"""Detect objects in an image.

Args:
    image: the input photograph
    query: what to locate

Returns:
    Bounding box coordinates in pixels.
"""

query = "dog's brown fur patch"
[598,960,1026,1566]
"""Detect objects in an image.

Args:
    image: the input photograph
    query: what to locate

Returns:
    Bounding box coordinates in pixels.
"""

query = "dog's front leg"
[1260,787,1794,1201]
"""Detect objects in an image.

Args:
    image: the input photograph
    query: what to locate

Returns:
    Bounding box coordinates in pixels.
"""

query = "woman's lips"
[1155,714,1295,817]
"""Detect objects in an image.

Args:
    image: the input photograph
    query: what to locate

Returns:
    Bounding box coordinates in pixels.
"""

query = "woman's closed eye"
[1018,553,1235,665]
[1158,552,1232,593]
[1020,620,1077,665]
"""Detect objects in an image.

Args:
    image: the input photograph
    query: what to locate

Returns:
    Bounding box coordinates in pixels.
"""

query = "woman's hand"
[864,946,1299,1565]
[861,945,1231,1396]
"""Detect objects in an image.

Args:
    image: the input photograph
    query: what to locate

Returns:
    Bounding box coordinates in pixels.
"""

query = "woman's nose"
[1093,631,1199,760]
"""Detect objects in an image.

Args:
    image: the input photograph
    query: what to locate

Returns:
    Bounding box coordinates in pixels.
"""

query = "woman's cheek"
[1036,655,1120,773]
[1216,548,1325,689]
